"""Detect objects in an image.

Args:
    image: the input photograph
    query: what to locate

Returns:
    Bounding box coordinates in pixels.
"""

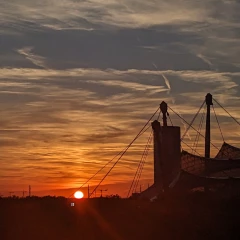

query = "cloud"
[196,54,214,70]
[17,46,47,69]
[0,1,209,30]
[0,67,239,194]
[87,79,168,94]
[1,19,239,73]
[1,0,239,31]
[161,74,171,91]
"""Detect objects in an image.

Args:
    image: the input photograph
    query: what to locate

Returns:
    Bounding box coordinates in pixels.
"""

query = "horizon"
[1,0,240,197]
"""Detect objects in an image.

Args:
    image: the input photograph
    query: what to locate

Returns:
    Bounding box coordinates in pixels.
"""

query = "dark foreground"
[1,193,240,240]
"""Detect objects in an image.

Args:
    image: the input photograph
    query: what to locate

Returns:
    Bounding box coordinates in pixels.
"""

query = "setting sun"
[74,191,84,199]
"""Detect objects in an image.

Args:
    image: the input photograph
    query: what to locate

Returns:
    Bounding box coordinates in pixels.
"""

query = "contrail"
[152,62,158,69]
[197,53,214,70]
[152,62,171,91]
[161,74,171,91]
[17,46,47,69]
[152,62,174,103]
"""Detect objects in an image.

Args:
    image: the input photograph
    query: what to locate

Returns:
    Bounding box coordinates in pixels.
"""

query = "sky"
[0,0,240,197]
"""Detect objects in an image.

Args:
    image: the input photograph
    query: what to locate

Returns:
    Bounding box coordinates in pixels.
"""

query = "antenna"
[99,189,108,198]
[29,185,31,197]
[22,190,27,198]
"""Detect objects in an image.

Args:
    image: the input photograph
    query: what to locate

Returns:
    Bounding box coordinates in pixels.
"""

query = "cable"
[68,153,120,198]
[168,113,173,126]
[130,132,152,196]
[70,124,150,198]
[68,107,159,198]
[192,108,205,154]
[181,100,205,141]
[133,134,152,194]
[89,137,138,197]
[213,98,240,126]
[127,131,152,197]
[168,105,223,154]
[181,140,202,156]
[212,105,225,142]
[157,110,161,121]
[89,107,160,197]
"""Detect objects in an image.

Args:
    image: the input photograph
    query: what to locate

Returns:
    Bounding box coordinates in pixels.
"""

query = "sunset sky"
[0,0,240,197]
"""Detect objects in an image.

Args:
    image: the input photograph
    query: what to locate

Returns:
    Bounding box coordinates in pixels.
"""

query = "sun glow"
[74,191,84,199]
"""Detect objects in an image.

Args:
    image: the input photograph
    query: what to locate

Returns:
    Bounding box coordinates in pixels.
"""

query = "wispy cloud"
[161,74,171,92]
[1,67,239,194]
[196,54,214,70]
[17,46,47,69]
[0,1,209,29]
[1,0,239,33]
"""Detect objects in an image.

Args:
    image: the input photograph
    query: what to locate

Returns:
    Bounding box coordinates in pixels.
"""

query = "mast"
[205,93,213,187]
[205,93,213,160]
[160,101,168,127]
[151,101,181,195]
[29,185,31,197]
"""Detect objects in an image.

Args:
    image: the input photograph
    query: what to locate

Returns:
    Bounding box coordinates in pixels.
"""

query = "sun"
[74,191,84,199]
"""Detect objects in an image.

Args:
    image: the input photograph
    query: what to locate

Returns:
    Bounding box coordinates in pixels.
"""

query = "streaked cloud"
[17,47,47,69]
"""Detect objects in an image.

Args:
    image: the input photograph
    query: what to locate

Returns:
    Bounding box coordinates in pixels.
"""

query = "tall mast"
[205,93,213,175]
[205,93,213,159]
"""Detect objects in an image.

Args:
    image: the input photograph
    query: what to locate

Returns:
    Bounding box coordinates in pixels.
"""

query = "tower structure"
[151,102,181,192]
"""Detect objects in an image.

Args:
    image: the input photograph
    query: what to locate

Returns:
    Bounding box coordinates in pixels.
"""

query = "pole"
[29,185,31,197]
[22,190,27,198]
[160,101,168,127]
[205,93,213,191]
[205,93,212,160]
[88,185,90,199]
[99,189,107,198]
